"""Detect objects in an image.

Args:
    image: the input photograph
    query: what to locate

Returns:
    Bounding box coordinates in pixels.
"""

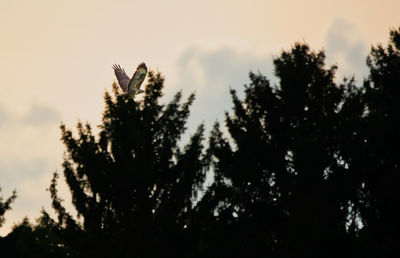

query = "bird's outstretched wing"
[128,62,147,94]
[112,64,130,92]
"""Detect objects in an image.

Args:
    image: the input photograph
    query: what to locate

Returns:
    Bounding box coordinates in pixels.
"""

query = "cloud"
[0,158,53,235]
[23,103,61,125]
[0,104,10,126]
[325,19,369,82]
[173,29,371,137]
[173,46,274,133]
[0,102,63,161]
[0,102,64,235]
[0,159,48,187]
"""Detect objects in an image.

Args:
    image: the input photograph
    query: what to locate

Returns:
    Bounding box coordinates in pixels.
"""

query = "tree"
[4,26,400,257]
[45,71,209,257]
[0,216,70,258]
[201,28,400,258]
[202,43,363,257]
[0,188,16,228]
[350,26,400,257]
[0,188,17,256]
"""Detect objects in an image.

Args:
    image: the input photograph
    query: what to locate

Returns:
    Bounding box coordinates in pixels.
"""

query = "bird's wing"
[112,64,130,92]
[128,62,147,94]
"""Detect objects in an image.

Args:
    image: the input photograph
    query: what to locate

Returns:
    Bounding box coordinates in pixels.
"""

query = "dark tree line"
[1,27,400,257]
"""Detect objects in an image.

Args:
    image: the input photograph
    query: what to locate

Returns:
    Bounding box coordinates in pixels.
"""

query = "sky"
[1,0,400,235]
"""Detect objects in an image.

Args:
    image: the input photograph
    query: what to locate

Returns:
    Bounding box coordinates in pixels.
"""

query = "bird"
[112,62,147,99]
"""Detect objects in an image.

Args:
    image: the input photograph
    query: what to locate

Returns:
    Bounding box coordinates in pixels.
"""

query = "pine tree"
[0,188,16,228]
[352,27,400,257]
[4,27,399,257]
[46,71,209,257]
[203,43,358,257]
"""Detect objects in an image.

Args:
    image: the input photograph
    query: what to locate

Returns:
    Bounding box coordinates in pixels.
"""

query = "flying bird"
[112,62,147,99]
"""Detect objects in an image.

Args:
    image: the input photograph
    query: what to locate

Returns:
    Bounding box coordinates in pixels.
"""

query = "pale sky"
[1,0,399,235]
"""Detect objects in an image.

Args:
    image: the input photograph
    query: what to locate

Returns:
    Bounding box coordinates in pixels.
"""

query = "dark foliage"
[0,216,70,258]
[44,71,207,257]
[2,27,400,258]
[0,188,16,228]
[201,43,350,258]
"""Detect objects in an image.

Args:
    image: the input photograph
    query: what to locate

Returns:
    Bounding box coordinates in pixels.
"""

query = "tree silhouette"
[201,43,355,258]
[0,216,70,258]
[2,26,400,258]
[200,27,400,258]
[45,71,209,257]
[351,26,400,257]
[0,188,16,228]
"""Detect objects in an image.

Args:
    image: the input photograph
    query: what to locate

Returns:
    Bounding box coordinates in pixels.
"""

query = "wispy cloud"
[0,104,10,126]
[174,46,274,132]
[23,103,61,126]
[0,156,59,236]
[0,102,63,235]
[325,19,369,82]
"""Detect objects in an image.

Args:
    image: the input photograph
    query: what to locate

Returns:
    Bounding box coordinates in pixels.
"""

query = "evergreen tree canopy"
[202,43,351,258]
[352,27,400,256]
[2,26,400,258]
[46,71,209,257]
[201,27,400,258]
[0,188,16,228]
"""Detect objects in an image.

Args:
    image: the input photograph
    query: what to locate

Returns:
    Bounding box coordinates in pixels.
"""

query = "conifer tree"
[47,71,209,257]
[352,27,400,257]
[203,43,357,257]
[0,188,16,228]
[4,27,400,258]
